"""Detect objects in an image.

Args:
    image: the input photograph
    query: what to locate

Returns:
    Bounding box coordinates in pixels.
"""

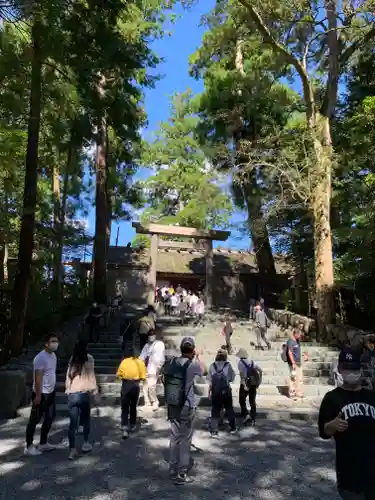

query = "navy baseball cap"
[180,336,195,349]
[338,347,361,370]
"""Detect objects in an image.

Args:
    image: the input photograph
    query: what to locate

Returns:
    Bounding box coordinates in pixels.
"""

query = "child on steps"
[222,317,233,354]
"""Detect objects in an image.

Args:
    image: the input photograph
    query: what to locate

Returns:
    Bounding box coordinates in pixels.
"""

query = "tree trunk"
[291,235,309,314]
[234,37,276,279]
[311,115,336,337]
[105,135,112,257]
[52,143,71,297]
[243,174,276,277]
[0,233,8,285]
[0,194,8,285]
[106,198,112,258]
[9,20,42,354]
[93,76,108,305]
[52,163,62,296]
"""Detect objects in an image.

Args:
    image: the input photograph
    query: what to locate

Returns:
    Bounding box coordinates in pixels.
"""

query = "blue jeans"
[68,393,91,449]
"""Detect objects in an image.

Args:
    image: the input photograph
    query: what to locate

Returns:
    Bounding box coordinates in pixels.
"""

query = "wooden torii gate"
[132,222,230,308]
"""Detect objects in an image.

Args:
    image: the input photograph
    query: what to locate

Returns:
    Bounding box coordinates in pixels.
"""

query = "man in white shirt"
[190,292,198,315]
[140,329,165,410]
[25,333,59,456]
[170,293,178,315]
[194,296,205,326]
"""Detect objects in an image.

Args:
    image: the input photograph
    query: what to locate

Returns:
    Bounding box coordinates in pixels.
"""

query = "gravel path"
[0,409,340,500]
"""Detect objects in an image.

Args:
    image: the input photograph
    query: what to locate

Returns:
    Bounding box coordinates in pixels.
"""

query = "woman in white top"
[140,330,165,410]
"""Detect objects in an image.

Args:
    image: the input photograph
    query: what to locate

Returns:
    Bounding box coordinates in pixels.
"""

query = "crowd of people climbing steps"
[21,293,375,496]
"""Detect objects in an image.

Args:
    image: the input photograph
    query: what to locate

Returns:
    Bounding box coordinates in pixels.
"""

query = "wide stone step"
[86,341,338,354]
[57,371,331,386]
[163,342,338,355]
[90,357,333,369]
[56,379,333,398]
[45,403,319,421]
[87,334,338,352]
[88,346,124,353]
[55,380,332,398]
[53,391,324,409]
[164,349,337,361]
[86,345,337,358]
[89,360,332,378]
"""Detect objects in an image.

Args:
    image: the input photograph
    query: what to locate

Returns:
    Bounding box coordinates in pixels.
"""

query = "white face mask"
[342,371,362,385]
[48,341,59,352]
[148,335,156,343]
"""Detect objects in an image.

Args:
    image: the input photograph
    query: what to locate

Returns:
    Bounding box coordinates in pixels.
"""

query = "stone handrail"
[266,308,316,337]
[267,307,372,348]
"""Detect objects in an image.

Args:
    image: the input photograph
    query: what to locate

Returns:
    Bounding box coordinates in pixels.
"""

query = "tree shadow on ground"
[0,411,339,500]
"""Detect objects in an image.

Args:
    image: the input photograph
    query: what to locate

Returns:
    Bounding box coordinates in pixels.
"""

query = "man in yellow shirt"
[116,350,147,439]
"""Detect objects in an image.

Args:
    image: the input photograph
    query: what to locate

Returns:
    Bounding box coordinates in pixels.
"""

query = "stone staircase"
[53,311,339,417]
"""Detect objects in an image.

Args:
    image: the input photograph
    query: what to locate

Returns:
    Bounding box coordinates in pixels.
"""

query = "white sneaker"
[122,429,129,439]
[38,443,56,452]
[24,445,42,456]
[243,415,251,424]
[81,441,92,453]
[128,425,136,433]
[68,449,79,460]
[77,425,84,434]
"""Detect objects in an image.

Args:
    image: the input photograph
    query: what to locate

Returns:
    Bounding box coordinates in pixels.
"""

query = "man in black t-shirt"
[318,347,375,500]
[86,302,102,342]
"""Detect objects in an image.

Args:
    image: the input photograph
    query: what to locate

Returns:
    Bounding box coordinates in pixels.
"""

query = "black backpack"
[162,357,192,415]
[241,360,260,388]
[281,343,288,363]
[211,362,231,397]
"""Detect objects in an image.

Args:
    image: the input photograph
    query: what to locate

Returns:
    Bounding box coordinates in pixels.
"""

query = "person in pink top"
[65,340,98,460]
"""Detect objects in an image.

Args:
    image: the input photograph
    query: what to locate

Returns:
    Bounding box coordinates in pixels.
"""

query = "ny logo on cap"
[346,353,353,360]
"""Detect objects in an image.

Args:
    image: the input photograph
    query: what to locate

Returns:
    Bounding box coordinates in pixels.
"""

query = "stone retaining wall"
[326,323,373,349]
[0,314,85,419]
[267,307,373,348]
[267,308,316,337]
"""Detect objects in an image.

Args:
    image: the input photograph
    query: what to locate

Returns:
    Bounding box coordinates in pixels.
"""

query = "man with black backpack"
[162,336,205,485]
[208,349,237,437]
[237,348,262,425]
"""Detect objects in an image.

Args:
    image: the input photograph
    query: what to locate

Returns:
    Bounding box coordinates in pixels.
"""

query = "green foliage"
[0,0,188,359]
[140,89,232,231]
[332,47,375,308]
[132,234,150,248]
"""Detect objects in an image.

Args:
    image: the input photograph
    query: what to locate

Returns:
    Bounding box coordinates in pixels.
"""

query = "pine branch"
[236,0,315,125]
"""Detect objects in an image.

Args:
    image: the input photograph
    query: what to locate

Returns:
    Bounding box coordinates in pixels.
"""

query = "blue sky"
[83,1,249,255]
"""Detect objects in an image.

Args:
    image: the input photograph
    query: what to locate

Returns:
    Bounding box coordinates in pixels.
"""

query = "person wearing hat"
[207,348,236,437]
[318,347,375,499]
[137,307,156,350]
[163,336,205,485]
[236,348,262,425]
